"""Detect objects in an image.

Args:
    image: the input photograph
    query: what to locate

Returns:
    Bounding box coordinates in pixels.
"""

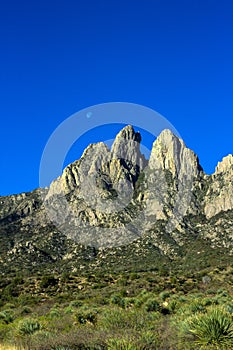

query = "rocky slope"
[0,126,233,274]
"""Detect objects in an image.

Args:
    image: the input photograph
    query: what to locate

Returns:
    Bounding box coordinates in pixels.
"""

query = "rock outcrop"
[144,129,203,225]
[204,154,233,219]
[0,125,233,272]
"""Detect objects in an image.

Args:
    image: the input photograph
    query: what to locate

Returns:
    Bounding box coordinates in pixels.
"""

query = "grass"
[1,264,233,349]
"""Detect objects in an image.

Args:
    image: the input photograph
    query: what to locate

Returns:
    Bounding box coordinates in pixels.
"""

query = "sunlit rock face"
[0,125,233,272]
[204,154,233,219]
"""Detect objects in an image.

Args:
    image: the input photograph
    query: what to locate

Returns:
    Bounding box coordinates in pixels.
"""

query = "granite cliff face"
[0,126,233,273]
[204,155,233,218]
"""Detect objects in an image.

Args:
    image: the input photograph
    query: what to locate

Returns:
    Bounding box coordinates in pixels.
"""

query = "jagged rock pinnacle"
[111,125,146,171]
[113,125,141,142]
[215,154,233,174]
[148,129,202,178]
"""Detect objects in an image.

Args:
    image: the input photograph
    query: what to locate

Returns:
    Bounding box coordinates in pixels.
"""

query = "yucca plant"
[107,338,136,350]
[183,307,233,348]
[137,331,159,348]
[18,318,41,336]
[0,310,14,324]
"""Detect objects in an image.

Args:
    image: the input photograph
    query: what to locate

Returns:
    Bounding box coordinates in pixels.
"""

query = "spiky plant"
[107,338,136,350]
[0,310,14,324]
[183,307,233,348]
[17,318,41,336]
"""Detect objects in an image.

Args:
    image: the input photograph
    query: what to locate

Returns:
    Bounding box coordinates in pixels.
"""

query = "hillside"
[1,126,233,349]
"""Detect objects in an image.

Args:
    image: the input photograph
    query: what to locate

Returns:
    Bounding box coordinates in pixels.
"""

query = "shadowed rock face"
[0,125,233,272]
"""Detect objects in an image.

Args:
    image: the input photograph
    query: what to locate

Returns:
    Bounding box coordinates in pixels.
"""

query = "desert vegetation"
[1,262,233,349]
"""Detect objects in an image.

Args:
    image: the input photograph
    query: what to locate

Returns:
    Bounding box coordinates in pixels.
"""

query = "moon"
[86,112,92,118]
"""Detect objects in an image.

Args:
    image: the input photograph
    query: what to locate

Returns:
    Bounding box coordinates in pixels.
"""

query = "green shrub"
[100,309,126,330]
[3,302,15,309]
[225,303,233,314]
[130,272,140,280]
[110,294,126,308]
[182,307,233,347]
[18,318,41,335]
[188,301,206,314]
[144,299,160,312]
[76,310,98,325]
[0,309,14,324]
[17,293,40,306]
[134,298,143,308]
[0,323,9,341]
[202,298,213,307]
[69,300,83,308]
[64,306,74,314]
[49,308,62,318]
[1,283,20,299]
[217,289,228,297]
[137,330,159,348]
[169,300,178,313]
[107,338,136,350]
[160,291,170,301]
[206,289,216,295]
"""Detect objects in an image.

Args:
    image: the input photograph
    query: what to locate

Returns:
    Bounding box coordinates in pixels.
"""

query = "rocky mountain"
[1,125,233,274]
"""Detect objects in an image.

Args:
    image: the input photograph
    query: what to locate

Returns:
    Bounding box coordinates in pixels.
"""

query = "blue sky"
[0,0,233,195]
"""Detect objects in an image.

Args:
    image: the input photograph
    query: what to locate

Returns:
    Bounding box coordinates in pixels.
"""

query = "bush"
[107,338,135,350]
[18,318,41,335]
[3,303,15,309]
[49,308,62,318]
[188,301,206,314]
[101,308,142,331]
[0,323,9,341]
[76,310,98,325]
[160,291,170,301]
[100,309,126,330]
[110,294,126,308]
[107,331,159,350]
[182,307,233,347]
[69,300,83,308]
[137,331,159,348]
[0,310,14,324]
[169,300,178,313]
[144,299,160,312]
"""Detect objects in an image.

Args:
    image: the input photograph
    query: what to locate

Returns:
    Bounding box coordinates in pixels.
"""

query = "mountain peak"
[113,125,141,143]
[148,129,201,178]
[157,128,179,139]
[215,154,233,174]
[111,125,146,170]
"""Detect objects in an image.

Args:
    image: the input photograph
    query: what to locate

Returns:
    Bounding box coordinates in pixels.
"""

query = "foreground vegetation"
[1,261,233,349]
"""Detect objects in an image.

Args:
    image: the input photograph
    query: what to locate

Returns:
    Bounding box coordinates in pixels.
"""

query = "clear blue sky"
[0,0,233,195]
